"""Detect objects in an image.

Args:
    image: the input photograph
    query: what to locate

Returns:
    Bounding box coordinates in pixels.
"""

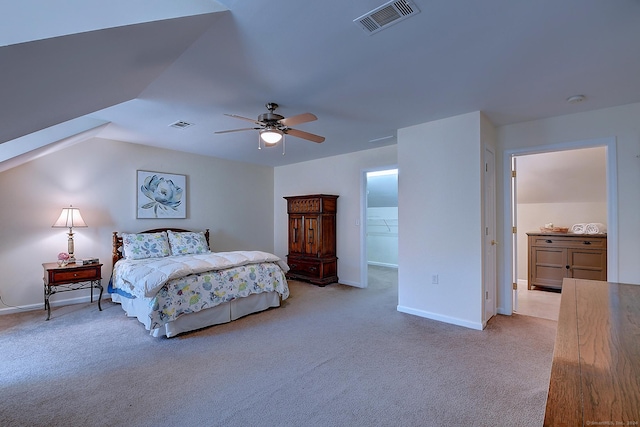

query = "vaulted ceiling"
[2,0,640,170]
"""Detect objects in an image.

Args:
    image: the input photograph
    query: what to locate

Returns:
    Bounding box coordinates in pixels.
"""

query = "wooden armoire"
[284,194,338,286]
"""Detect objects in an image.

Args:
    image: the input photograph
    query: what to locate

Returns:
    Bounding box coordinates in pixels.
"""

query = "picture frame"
[136,170,186,219]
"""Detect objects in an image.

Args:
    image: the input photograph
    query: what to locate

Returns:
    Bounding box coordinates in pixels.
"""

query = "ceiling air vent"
[169,120,193,129]
[354,0,420,35]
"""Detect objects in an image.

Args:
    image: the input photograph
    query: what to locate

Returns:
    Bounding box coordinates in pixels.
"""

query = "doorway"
[362,168,398,289]
[503,137,618,317]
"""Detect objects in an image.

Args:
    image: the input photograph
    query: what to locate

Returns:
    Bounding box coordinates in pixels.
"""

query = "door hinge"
[513,282,518,290]
[512,226,517,234]
[511,170,516,178]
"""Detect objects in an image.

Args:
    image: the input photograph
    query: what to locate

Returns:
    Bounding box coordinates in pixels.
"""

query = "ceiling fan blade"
[279,113,317,127]
[214,127,258,134]
[224,114,262,125]
[285,128,325,143]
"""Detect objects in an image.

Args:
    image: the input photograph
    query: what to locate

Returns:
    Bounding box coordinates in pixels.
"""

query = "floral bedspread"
[111,251,290,329]
[113,251,289,298]
[149,262,288,328]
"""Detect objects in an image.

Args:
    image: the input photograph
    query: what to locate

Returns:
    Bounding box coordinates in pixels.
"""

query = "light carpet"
[0,267,556,426]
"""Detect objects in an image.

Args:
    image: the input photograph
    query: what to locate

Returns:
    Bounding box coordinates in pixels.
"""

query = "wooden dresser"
[284,194,338,286]
[544,278,640,426]
[527,232,607,290]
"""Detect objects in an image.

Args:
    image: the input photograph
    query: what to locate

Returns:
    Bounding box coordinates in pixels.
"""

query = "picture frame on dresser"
[136,170,186,219]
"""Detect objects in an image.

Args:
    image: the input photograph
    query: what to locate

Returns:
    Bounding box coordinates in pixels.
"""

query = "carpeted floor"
[0,266,556,426]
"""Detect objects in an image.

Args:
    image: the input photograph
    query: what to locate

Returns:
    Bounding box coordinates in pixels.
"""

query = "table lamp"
[52,205,87,263]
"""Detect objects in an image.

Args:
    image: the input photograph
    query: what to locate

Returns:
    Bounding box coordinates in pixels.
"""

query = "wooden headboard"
[112,228,210,266]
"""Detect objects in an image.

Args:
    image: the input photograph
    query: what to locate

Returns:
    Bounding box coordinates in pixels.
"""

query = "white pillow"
[167,230,210,256]
[122,232,171,260]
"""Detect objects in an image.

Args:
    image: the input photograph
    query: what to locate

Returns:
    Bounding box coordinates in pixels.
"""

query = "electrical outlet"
[431,274,439,284]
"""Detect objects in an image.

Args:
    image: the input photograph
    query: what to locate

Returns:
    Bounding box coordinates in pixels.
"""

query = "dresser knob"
[546,240,553,244]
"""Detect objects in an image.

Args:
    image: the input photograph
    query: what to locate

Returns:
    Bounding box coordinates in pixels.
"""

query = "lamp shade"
[260,129,283,145]
[52,206,87,228]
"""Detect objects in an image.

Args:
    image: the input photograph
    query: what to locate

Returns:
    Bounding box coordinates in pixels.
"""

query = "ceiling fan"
[215,103,325,152]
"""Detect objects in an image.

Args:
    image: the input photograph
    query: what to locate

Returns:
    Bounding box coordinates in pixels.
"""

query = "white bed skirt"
[111,291,281,338]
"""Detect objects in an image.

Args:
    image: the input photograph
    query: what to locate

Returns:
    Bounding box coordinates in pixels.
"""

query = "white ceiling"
[1,0,640,168]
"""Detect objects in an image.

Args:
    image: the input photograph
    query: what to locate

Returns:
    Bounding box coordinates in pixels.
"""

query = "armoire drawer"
[287,258,322,278]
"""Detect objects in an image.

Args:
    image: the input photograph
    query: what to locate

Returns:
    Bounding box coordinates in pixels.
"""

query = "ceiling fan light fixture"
[260,128,283,145]
[566,95,586,104]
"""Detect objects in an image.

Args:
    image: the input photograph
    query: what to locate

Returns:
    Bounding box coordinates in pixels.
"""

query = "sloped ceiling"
[0,14,221,144]
[517,147,607,204]
[1,0,640,169]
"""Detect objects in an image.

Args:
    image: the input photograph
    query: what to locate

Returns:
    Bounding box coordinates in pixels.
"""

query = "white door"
[483,147,497,324]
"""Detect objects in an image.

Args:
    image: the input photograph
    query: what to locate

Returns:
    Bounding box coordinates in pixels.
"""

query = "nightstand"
[42,262,103,320]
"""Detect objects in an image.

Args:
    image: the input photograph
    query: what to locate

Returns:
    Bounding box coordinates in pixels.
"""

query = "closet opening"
[362,168,398,290]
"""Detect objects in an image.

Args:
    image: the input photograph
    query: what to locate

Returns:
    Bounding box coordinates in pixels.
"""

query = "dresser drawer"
[531,236,606,249]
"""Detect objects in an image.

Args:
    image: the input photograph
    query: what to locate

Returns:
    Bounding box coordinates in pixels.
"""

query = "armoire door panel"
[304,216,319,256]
[289,215,304,254]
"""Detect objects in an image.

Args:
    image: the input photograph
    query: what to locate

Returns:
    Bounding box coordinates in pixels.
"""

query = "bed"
[108,228,289,338]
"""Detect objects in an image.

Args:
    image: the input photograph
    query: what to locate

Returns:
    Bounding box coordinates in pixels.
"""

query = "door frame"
[483,144,497,325]
[500,137,618,315]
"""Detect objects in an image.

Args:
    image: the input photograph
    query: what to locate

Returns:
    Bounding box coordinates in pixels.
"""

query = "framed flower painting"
[136,170,186,219]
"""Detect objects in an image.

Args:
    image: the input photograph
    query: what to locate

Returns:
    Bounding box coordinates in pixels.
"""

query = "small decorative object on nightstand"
[42,261,103,320]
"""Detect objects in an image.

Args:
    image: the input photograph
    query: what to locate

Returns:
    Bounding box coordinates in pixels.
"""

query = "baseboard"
[367,261,398,269]
[0,294,110,315]
[396,305,484,330]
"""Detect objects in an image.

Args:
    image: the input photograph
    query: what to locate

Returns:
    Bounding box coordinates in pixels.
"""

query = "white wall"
[367,206,398,267]
[7,102,639,328]
[497,102,640,313]
[397,112,485,330]
[273,145,398,287]
[0,137,274,312]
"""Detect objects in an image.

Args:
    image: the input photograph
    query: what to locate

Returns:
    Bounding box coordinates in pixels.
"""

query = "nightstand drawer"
[45,265,102,285]
[50,268,98,283]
